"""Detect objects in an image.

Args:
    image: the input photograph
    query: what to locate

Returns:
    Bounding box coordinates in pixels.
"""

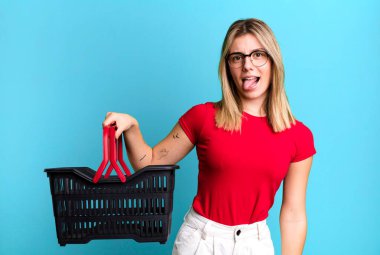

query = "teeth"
[244,77,259,80]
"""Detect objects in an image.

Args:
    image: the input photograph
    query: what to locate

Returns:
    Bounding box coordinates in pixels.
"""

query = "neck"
[241,98,267,117]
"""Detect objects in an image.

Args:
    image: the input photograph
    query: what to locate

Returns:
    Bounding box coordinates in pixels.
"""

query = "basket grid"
[59,218,166,239]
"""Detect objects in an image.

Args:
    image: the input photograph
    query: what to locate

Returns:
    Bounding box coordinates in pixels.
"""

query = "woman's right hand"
[103,112,138,139]
[102,111,194,170]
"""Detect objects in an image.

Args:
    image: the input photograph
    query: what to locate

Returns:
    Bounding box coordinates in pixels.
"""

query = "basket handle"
[93,126,110,183]
[104,126,132,179]
[93,125,132,183]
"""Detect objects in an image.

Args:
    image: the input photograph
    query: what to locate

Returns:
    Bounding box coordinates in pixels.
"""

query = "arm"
[103,112,194,171]
[280,156,314,255]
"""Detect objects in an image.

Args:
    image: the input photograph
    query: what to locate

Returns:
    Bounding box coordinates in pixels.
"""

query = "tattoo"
[172,133,180,139]
[139,154,146,161]
[158,148,169,160]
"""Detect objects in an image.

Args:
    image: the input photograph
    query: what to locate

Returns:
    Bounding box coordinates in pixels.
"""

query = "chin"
[239,88,268,100]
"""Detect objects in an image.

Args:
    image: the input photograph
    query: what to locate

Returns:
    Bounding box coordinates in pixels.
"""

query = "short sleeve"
[178,103,208,145]
[290,121,317,163]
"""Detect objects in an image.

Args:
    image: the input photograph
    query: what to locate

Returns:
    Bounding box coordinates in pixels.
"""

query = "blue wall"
[1,0,379,254]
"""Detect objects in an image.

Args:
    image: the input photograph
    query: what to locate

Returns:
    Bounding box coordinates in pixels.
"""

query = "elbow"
[280,204,307,223]
[131,148,154,172]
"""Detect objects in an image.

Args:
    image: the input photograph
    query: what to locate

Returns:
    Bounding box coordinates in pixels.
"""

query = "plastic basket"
[45,124,179,245]
[45,165,179,246]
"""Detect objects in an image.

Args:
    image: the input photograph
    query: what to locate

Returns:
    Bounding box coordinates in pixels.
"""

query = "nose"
[242,55,255,71]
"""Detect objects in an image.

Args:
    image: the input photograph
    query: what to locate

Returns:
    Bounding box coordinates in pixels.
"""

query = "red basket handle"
[93,125,132,183]
[93,126,110,183]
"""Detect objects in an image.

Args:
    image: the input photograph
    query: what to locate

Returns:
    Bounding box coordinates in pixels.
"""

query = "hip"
[172,207,275,255]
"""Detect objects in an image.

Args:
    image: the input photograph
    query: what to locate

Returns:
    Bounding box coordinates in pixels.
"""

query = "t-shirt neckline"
[243,111,267,118]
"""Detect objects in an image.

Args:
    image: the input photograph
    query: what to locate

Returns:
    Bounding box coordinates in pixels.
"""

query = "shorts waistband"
[184,207,268,241]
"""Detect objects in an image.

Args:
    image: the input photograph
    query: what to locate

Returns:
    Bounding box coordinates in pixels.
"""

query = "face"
[227,34,271,111]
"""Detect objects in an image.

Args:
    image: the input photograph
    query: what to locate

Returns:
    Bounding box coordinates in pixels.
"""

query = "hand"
[103,112,138,139]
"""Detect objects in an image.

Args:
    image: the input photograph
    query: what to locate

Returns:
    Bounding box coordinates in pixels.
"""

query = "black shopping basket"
[45,125,179,246]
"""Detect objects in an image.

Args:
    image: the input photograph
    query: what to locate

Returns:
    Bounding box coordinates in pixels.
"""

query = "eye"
[252,51,266,58]
[230,54,242,62]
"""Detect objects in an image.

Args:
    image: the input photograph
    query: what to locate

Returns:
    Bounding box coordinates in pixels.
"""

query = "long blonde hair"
[215,18,296,133]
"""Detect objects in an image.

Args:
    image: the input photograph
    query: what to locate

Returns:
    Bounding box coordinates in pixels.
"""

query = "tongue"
[243,78,259,90]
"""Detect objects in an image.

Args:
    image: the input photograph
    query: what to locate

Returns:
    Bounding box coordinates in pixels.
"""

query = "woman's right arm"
[103,112,194,171]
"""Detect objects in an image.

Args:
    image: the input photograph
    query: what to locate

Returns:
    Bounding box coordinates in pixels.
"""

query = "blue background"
[1,0,379,254]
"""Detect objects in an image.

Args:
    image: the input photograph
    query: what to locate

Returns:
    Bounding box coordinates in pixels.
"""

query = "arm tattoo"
[158,148,169,160]
[139,154,147,161]
[172,133,180,139]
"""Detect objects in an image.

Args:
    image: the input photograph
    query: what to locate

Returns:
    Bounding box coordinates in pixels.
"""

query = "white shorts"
[172,207,275,255]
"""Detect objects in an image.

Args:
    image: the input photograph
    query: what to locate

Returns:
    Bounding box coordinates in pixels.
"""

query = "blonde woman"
[104,18,316,255]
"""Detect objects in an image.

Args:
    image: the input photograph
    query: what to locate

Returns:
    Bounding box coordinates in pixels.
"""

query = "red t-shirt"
[179,102,316,226]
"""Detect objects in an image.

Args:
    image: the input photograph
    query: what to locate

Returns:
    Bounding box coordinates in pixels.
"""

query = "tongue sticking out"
[243,77,260,90]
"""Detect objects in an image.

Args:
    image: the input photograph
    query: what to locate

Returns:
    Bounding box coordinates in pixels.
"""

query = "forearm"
[122,120,153,171]
[280,208,307,255]
[123,120,193,171]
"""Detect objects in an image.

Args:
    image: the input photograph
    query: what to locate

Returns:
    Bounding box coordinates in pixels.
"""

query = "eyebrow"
[229,48,266,54]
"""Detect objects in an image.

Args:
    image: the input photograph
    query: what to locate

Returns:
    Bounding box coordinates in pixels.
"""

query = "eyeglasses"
[226,49,269,68]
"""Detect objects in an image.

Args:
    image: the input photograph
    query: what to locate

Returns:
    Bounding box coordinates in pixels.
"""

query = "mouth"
[242,76,260,90]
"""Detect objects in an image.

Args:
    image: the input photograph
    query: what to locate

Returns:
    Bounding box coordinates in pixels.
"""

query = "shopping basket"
[45,125,179,246]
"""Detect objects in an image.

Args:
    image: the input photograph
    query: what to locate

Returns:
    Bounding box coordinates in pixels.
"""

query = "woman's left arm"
[280,156,314,255]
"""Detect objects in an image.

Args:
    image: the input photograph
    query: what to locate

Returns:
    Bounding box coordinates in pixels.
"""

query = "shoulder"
[289,119,314,137]
[183,102,215,116]
[188,101,215,110]
[287,119,316,162]
[179,102,215,124]
[289,120,312,134]
[282,119,316,147]
[179,102,215,144]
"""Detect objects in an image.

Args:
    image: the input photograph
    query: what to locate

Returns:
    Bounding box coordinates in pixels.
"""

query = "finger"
[104,112,112,120]
[103,116,116,127]
[115,128,123,140]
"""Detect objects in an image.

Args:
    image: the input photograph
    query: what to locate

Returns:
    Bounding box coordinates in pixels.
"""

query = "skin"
[104,33,313,255]
[228,33,272,117]
[280,157,312,255]
[102,111,193,171]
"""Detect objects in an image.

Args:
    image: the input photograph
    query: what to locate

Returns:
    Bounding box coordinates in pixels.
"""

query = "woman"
[103,18,316,255]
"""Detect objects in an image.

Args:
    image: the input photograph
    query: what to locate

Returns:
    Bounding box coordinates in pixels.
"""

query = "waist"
[192,196,270,226]
[185,207,270,240]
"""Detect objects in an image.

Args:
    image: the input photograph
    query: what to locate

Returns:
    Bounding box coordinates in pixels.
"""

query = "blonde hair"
[215,18,296,133]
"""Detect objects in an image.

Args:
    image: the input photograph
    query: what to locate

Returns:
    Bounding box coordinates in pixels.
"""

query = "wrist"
[125,117,139,135]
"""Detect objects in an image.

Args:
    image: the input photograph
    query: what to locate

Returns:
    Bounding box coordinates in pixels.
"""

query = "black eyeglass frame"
[226,49,270,68]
